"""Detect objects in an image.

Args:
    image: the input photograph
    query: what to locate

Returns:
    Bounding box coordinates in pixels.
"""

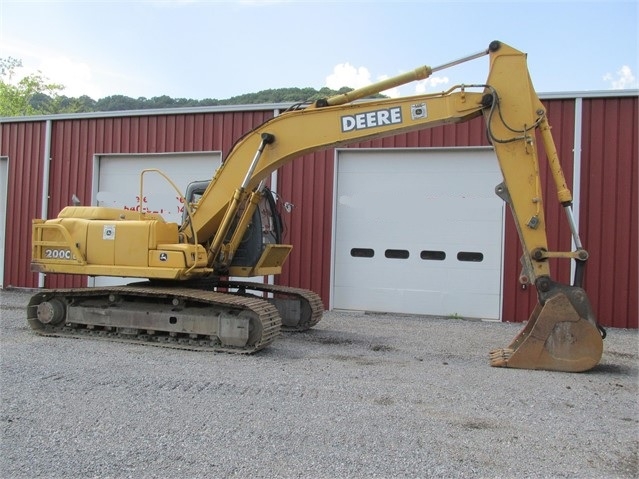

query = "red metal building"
[1,92,637,328]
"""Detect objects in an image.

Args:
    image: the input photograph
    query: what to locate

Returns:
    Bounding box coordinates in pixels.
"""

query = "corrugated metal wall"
[1,95,636,328]
[580,96,638,328]
[0,121,47,288]
[500,96,638,329]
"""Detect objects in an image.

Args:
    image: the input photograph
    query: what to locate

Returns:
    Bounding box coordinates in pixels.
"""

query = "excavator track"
[128,278,325,330]
[27,285,281,354]
[215,280,324,331]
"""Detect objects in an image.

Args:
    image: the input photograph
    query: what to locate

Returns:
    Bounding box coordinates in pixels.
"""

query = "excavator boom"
[28,41,604,371]
[181,86,486,245]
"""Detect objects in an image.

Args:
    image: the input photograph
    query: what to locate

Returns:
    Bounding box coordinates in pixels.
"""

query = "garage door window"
[457,251,484,262]
[421,250,446,261]
[385,249,409,259]
[351,248,375,258]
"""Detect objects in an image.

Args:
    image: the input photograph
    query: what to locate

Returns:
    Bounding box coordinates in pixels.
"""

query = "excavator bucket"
[490,283,604,372]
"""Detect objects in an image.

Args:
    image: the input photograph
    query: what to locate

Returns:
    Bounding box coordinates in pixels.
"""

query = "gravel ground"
[1,288,637,479]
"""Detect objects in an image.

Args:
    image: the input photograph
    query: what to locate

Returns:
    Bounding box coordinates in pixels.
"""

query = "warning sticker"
[103,225,116,240]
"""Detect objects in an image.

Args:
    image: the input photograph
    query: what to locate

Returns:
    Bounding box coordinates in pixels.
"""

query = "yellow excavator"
[28,41,604,372]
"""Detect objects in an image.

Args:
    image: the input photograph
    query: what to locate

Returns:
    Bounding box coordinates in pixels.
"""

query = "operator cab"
[182,181,284,268]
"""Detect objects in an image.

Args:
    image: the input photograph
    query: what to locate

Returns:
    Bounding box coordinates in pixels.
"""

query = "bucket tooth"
[490,286,603,372]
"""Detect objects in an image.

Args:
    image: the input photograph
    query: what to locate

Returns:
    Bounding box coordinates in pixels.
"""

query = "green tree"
[0,57,67,116]
[95,94,140,111]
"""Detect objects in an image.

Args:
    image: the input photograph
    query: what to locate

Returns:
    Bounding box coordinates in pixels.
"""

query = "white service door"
[0,157,7,289]
[333,149,504,319]
[92,152,221,286]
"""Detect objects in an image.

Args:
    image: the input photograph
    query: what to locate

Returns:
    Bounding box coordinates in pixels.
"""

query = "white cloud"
[381,86,401,98]
[2,39,157,99]
[415,76,450,94]
[326,62,373,90]
[39,56,100,98]
[603,65,638,89]
[14,55,106,100]
[326,63,452,98]
[3,41,105,98]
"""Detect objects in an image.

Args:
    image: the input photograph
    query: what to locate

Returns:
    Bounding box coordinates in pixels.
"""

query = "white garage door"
[91,152,221,286]
[333,148,504,320]
[0,157,7,288]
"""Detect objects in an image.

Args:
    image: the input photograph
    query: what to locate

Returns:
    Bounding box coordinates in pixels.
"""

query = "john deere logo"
[341,107,402,132]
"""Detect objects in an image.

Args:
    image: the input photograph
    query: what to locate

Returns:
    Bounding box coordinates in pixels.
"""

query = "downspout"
[571,97,583,283]
[38,119,52,288]
[267,108,281,287]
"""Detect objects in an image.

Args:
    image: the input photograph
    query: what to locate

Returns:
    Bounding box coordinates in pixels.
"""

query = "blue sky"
[1,0,637,100]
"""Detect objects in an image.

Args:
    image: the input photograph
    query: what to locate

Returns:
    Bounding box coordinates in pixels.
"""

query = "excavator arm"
[480,42,604,371]
[29,41,604,371]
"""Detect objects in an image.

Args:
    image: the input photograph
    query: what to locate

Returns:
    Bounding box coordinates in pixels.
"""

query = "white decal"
[44,249,75,260]
[103,225,116,240]
[341,107,402,132]
[411,103,427,120]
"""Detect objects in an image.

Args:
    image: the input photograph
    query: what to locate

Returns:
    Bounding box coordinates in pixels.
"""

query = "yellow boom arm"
[184,42,575,286]
[183,87,486,245]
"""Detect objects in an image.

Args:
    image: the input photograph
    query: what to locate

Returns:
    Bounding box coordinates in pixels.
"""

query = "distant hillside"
[30,87,387,114]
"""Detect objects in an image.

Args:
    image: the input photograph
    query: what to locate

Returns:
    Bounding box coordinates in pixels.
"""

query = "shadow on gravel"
[283,329,368,347]
[589,363,637,376]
